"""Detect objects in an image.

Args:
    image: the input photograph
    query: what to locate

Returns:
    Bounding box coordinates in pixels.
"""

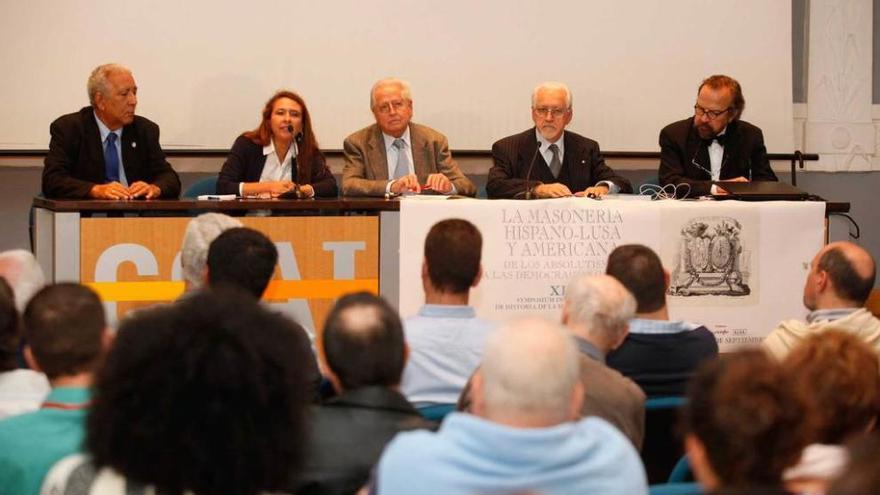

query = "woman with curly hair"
[44,287,316,495]
[682,349,812,495]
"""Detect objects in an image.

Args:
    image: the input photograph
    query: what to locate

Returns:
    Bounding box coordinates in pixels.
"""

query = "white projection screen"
[0,0,793,152]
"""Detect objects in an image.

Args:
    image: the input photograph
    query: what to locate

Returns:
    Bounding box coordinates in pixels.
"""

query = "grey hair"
[0,250,46,312]
[481,316,581,423]
[180,213,243,290]
[564,274,636,343]
[370,78,412,108]
[531,81,573,109]
[87,63,132,105]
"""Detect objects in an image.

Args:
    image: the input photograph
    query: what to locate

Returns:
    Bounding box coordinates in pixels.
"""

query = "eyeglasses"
[375,100,409,114]
[694,105,730,120]
[533,107,569,118]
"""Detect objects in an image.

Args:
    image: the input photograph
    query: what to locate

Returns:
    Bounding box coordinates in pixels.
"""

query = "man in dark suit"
[487,82,632,199]
[658,74,778,198]
[42,63,180,200]
[342,78,475,197]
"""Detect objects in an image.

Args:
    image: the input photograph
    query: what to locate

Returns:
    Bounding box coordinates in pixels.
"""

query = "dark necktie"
[548,143,562,178]
[104,133,120,183]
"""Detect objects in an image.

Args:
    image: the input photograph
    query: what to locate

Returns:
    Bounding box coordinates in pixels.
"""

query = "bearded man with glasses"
[658,74,778,197]
[488,81,632,199]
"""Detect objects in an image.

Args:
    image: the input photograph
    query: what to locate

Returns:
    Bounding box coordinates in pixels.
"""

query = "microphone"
[523,141,542,200]
[287,124,302,199]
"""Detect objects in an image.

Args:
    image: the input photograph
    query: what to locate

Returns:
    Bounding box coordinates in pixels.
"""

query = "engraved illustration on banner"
[668,217,750,297]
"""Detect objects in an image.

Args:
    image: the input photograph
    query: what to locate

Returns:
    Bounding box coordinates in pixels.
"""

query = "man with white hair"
[487,81,632,199]
[562,273,646,449]
[179,213,243,292]
[42,63,180,199]
[0,249,46,313]
[375,317,647,494]
[342,77,475,197]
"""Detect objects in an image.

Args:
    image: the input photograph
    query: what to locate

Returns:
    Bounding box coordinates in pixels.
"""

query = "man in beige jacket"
[762,241,879,360]
[342,78,475,198]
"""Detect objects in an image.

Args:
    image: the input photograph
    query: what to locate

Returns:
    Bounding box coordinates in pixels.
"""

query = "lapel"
[82,108,106,175]
[522,128,554,182]
[121,122,137,180]
[685,120,710,177]
[562,131,587,185]
[410,124,428,180]
[720,120,741,178]
[366,125,389,180]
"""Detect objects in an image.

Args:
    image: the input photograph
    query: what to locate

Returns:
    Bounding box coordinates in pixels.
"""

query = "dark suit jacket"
[42,106,180,199]
[341,123,476,197]
[216,135,338,197]
[658,117,778,197]
[487,128,632,199]
[297,386,433,495]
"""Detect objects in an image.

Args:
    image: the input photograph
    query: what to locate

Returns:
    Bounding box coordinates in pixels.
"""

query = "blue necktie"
[392,138,410,179]
[104,133,120,183]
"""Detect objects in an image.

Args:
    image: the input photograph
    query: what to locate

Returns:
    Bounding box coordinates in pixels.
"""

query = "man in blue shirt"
[376,317,647,495]
[400,219,495,406]
[0,283,110,495]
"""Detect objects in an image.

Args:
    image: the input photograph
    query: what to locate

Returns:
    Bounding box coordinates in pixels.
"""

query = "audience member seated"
[42,63,180,200]
[780,330,880,494]
[217,90,338,198]
[179,213,242,293]
[206,227,278,299]
[827,432,880,495]
[763,241,878,360]
[401,219,495,406]
[562,273,646,449]
[298,292,432,494]
[43,288,314,495]
[605,244,718,397]
[682,349,811,495]
[375,317,647,495]
[0,284,109,495]
[0,249,46,313]
[342,78,475,197]
[0,278,49,420]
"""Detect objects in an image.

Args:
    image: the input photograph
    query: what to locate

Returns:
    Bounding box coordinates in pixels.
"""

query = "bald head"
[320,292,405,390]
[477,317,582,425]
[804,242,875,309]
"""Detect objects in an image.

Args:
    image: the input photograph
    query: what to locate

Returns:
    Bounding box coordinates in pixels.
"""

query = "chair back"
[641,396,687,484]
[648,482,703,495]
[667,455,693,483]
[183,177,218,199]
[417,403,456,422]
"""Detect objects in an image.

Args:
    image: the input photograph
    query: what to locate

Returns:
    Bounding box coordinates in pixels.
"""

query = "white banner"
[400,197,825,351]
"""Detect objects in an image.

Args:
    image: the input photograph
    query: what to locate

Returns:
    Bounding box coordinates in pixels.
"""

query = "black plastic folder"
[712,181,810,201]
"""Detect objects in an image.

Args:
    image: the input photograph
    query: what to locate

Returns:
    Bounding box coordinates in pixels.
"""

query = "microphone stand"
[288,124,303,199]
[523,141,542,200]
